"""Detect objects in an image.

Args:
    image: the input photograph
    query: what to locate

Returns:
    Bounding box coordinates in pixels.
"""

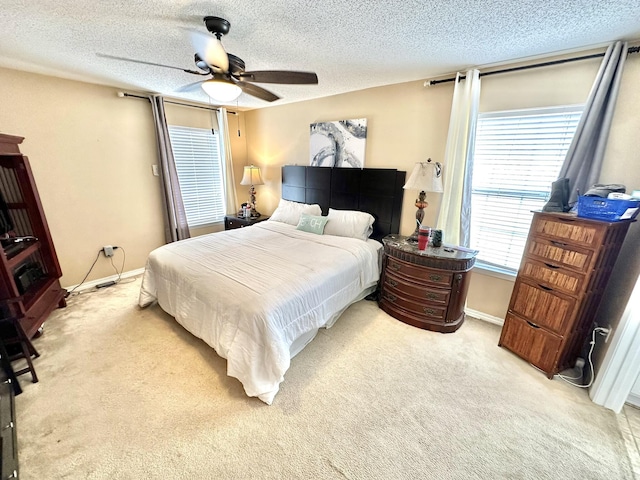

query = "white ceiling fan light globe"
[201,79,242,102]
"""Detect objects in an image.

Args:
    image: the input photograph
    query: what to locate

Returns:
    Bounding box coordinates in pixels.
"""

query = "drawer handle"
[424,307,437,316]
[550,240,568,248]
[538,283,553,291]
[383,293,397,303]
[389,262,401,271]
[544,262,560,269]
[387,279,398,287]
[425,292,438,300]
[3,421,14,431]
[429,274,442,282]
[526,320,540,329]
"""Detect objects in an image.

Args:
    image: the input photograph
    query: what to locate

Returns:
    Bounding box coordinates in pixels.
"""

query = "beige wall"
[589,56,640,369]
[0,67,163,287]
[0,67,247,286]
[243,53,640,336]
[245,80,454,236]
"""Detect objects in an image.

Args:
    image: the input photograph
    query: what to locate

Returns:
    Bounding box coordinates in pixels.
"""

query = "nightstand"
[224,215,270,230]
[379,234,478,333]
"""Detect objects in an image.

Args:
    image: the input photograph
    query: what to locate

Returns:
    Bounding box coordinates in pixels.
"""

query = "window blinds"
[470,106,583,272]
[167,125,225,227]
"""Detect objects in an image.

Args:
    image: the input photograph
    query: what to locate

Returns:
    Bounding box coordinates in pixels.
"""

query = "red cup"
[418,226,430,250]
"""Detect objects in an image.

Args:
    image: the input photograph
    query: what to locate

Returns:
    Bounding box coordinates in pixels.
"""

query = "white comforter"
[138,221,382,404]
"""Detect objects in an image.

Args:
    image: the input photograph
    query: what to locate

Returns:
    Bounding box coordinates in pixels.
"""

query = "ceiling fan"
[99,16,318,103]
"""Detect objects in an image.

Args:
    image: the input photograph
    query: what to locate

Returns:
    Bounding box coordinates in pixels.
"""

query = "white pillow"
[323,208,375,241]
[268,199,322,226]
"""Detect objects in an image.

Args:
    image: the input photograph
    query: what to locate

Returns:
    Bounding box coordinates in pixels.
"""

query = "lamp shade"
[240,165,264,186]
[403,159,443,192]
[201,78,242,102]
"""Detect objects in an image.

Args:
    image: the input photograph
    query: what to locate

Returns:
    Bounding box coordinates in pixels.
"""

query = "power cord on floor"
[557,327,609,388]
[109,247,136,285]
[65,250,102,297]
[65,246,131,297]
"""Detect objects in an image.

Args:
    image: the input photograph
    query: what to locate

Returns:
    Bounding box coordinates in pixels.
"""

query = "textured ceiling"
[1,0,639,110]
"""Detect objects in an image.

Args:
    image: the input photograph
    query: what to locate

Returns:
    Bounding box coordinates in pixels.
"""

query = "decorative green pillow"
[296,213,328,235]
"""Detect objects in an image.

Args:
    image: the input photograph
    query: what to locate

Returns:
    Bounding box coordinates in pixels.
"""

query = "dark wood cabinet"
[379,235,478,333]
[224,215,269,230]
[499,211,633,377]
[0,134,66,338]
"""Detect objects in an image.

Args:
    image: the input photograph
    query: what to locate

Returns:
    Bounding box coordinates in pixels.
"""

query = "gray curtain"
[150,95,190,243]
[559,41,628,204]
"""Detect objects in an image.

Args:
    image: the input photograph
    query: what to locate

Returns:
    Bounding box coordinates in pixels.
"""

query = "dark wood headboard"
[281,165,406,242]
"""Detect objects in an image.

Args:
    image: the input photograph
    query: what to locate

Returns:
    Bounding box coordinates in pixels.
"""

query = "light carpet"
[15,277,634,479]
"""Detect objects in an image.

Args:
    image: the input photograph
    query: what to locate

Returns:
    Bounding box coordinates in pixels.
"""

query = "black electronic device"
[13,263,44,295]
[1,236,38,259]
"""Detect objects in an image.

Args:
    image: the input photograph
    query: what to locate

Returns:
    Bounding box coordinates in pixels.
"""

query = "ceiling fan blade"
[97,53,205,75]
[175,80,207,93]
[189,29,229,72]
[237,70,318,84]
[237,82,280,102]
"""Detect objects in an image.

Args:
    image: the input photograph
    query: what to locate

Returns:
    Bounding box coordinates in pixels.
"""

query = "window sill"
[473,262,517,282]
[189,220,224,229]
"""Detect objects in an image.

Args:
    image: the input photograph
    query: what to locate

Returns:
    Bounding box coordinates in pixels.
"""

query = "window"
[168,125,225,227]
[470,106,583,274]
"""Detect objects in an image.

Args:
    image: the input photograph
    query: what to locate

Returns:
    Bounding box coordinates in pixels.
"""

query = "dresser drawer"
[509,280,576,335]
[385,257,453,287]
[519,258,586,296]
[382,271,451,305]
[525,236,594,273]
[380,290,447,321]
[380,300,463,332]
[499,313,562,375]
[530,214,605,249]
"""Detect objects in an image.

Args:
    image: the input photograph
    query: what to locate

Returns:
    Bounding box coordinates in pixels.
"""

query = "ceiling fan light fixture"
[201,78,242,102]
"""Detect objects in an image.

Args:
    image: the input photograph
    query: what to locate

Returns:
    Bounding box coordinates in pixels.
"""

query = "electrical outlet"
[151,165,159,176]
[103,245,114,257]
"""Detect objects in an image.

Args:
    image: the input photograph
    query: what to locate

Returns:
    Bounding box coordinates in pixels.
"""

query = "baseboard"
[63,267,145,293]
[465,308,504,326]
[627,392,640,408]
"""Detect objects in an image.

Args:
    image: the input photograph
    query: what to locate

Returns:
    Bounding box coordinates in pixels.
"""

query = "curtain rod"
[426,45,640,86]
[119,92,237,115]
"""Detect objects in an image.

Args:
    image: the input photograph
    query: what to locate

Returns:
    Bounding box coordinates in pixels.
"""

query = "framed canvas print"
[310,118,367,168]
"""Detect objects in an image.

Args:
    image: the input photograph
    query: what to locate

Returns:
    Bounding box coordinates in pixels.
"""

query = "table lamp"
[403,159,443,240]
[240,165,265,217]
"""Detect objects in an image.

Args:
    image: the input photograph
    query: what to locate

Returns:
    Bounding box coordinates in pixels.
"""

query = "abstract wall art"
[309,118,367,168]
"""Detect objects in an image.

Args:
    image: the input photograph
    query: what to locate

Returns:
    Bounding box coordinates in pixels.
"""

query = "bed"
[139,166,406,404]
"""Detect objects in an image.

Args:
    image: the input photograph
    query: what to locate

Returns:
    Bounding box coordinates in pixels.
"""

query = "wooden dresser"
[499,211,633,378]
[379,235,478,333]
